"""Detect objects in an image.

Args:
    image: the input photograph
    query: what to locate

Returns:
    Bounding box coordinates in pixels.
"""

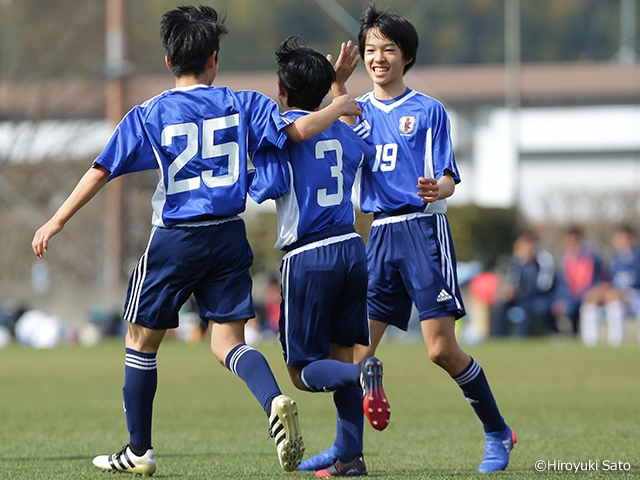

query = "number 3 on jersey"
[372,143,397,172]
[162,114,240,195]
[316,139,344,207]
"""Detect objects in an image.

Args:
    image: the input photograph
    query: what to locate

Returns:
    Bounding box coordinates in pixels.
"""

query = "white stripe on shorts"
[123,226,158,324]
[435,214,463,311]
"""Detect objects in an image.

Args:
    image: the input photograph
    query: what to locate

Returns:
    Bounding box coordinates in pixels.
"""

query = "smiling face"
[363,28,411,99]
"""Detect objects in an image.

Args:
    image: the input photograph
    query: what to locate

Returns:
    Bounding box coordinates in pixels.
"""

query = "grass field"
[1,337,638,479]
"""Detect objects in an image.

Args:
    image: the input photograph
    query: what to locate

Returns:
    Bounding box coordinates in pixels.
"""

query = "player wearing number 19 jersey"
[31,6,362,476]
[301,3,515,474]
[249,36,388,478]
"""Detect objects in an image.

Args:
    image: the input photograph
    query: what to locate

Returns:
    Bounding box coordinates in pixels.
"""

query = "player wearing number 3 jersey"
[31,6,361,477]
[249,36,387,477]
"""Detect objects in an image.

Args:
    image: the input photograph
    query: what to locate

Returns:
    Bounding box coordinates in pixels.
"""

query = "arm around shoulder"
[284,95,361,142]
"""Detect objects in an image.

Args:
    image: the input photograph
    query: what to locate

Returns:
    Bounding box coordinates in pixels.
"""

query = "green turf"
[1,337,638,479]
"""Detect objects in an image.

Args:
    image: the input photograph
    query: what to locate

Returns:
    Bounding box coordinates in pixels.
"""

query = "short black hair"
[358,2,419,74]
[615,223,636,236]
[565,225,584,237]
[275,35,336,111]
[160,5,228,77]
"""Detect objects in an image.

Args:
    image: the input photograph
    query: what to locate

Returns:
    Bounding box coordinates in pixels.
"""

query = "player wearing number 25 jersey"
[96,85,291,227]
[31,6,362,476]
[250,36,386,477]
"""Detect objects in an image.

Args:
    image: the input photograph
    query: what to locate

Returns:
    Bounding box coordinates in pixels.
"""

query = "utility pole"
[619,0,638,64]
[104,0,129,286]
[505,0,521,208]
[505,0,521,111]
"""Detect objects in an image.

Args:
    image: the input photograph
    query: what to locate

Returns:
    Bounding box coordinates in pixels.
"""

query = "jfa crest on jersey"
[399,115,416,135]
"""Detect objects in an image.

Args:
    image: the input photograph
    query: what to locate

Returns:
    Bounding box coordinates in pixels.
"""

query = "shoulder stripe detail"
[352,119,372,140]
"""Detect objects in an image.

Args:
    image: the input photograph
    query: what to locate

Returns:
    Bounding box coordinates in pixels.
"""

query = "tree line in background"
[0,0,628,81]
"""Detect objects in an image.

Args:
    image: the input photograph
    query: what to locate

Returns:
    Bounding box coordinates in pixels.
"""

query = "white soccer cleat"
[268,395,305,471]
[92,444,156,476]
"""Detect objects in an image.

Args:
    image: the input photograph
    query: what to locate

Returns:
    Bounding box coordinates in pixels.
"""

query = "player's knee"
[427,343,460,372]
[287,368,307,391]
[427,346,447,367]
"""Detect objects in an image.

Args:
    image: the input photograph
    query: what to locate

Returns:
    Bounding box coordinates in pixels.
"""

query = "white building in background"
[451,103,640,222]
[1,62,639,224]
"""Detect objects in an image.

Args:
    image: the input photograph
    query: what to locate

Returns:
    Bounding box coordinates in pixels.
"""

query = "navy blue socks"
[225,344,281,414]
[453,357,506,433]
[299,359,360,392]
[123,348,157,451]
[333,386,364,462]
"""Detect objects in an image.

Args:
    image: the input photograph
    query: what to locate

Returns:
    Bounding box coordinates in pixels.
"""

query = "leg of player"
[300,321,390,472]
[209,319,304,472]
[421,316,516,472]
[92,323,165,476]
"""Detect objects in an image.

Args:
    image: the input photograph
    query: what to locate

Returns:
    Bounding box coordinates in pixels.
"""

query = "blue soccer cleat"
[478,426,516,472]
[297,445,340,471]
[316,454,368,477]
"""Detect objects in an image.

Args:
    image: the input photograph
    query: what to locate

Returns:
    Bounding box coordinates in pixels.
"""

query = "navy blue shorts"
[366,213,466,330]
[279,232,370,367]
[123,218,254,330]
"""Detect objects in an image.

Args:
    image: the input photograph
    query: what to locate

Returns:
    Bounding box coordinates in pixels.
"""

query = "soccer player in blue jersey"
[580,224,640,347]
[249,35,388,478]
[300,2,516,473]
[31,6,362,477]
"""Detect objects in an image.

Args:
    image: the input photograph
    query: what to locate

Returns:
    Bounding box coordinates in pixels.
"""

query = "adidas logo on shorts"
[436,289,453,302]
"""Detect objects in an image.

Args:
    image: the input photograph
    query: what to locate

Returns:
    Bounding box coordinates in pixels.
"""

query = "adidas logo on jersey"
[436,289,453,302]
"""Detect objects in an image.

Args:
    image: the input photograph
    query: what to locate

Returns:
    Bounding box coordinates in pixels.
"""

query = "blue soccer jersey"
[95,85,290,227]
[355,88,461,214]
[611,248,640,290]
[249,110,375,249]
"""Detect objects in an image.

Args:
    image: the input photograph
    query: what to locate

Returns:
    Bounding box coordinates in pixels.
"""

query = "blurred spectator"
[579,224,640,347]
[493,230,557,336]
[247,275,282,345]
[260,275,281,335]
[551,226,604,336]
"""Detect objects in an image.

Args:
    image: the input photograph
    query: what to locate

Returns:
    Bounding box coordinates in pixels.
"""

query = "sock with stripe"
[225,344,281,415]
[299,360,359,392]
[333,385,364,462]
[123,348,157,451]
[452,357,506,433]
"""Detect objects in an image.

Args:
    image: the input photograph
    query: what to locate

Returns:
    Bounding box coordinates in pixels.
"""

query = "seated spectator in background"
[552,226,604,336]
[493,230,557,336]
[580,224,640,347]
